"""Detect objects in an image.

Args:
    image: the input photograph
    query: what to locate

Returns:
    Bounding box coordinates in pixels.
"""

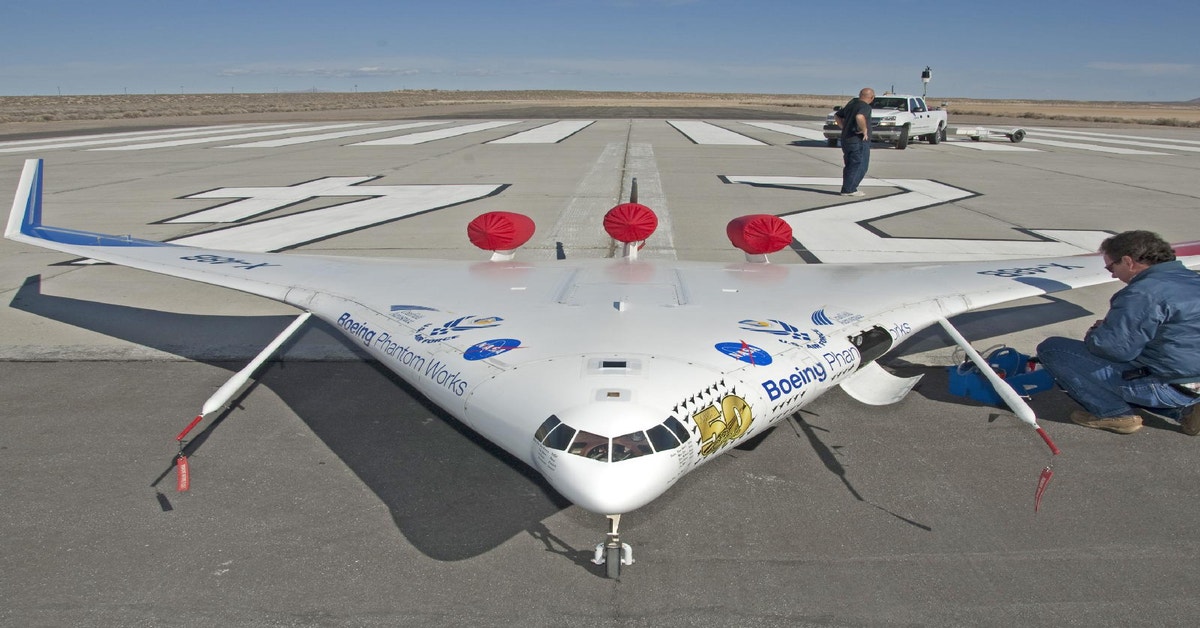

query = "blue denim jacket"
[1086,260,1200,380]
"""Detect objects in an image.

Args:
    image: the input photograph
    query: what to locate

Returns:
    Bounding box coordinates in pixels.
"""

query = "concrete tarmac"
[2,108,1200,626]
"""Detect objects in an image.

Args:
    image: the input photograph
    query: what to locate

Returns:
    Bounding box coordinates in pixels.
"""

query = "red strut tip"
[176,415,204,442]
[1035,426,1061,456]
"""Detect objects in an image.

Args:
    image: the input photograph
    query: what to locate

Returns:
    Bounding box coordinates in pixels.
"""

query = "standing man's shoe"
[1181,405,1200,436]
[1070,410,1143,434]
[840,191,866,197]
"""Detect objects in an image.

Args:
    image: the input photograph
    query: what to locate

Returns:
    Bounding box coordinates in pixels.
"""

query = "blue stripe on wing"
[14,159,169,248]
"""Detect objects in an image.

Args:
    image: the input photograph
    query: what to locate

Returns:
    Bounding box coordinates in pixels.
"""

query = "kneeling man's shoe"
[1070,410,1143,434]
[1180,405,1200,436]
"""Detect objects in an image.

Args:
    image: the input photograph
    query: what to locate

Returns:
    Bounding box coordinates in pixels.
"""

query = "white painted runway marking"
[173,177,385,223]
[626,143,676,260]
[1019,137,1169,155]
[353,121,523,145]
[668,121,766,145]
[0,124,254,148]
[724,175,1109,263]
[224,121,447,148]
[91,123,372,151]
[0,125,299,153]
[529,142,625,259]
[170,182,505,251]
[739,121,828,142]
[525,140,673,260]
[487,120,594,144]
[943,139,1041,152]
[1028,130,1200,153]
[1039,128,1200,147]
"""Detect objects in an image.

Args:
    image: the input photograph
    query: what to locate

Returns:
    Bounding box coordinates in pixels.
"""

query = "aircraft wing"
[11,157,1200,375]
[20,157,1200,569]
[16,157,1200,519]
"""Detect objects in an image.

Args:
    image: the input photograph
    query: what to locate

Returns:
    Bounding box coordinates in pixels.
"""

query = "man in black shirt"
[834,87,875,196]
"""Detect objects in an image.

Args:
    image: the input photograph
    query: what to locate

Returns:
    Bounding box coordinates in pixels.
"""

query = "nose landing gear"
[591,514,634,579]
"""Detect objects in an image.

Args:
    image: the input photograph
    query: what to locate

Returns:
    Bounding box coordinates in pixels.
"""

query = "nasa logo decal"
[715,341,773,366]
[464,338,523,361]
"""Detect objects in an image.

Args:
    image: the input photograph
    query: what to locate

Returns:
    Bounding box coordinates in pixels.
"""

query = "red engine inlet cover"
[604,203,658,243]
[726,214,793,254]
[467,212,536,251]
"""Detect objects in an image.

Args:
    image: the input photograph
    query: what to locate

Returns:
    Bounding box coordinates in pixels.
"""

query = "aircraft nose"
[529,406,693,514]
[534,447,679,514]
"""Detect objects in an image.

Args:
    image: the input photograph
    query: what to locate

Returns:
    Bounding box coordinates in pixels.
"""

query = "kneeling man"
[1038,230,1200,434]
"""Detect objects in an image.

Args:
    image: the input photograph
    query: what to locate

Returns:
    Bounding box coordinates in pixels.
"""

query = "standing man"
[834,87,875,197]
[1037,230,1200,434]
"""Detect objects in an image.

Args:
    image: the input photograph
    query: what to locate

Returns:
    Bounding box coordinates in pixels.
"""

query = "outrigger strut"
[173,312,312,490]
[937,317,1061,512]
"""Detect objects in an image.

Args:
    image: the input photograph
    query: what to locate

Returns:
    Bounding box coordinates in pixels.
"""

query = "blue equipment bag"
[947,346,1056,406]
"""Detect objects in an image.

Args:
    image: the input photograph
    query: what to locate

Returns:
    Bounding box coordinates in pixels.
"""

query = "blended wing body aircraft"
[9,159,1197,577]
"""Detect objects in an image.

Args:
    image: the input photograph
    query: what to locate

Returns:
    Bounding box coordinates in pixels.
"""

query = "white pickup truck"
[823,94,948,150]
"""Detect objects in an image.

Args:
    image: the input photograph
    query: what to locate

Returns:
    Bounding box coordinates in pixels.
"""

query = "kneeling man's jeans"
[1037,336,1197,418]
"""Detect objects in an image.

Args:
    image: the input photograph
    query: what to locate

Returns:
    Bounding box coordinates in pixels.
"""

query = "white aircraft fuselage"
[296,257,919,515]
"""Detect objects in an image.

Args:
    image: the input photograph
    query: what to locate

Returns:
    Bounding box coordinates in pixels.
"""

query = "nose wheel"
[591,514,634,579]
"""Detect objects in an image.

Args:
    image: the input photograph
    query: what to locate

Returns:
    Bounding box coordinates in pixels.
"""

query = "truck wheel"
[929,125,943,144]
[1010,129,1026,143]
[826,138,838,147]
[896,125,909,150]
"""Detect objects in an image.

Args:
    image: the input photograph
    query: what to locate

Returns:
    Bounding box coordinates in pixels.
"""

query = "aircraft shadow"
[887,296,1094,419]
[891,296,1094,363]
[10,275,573,562]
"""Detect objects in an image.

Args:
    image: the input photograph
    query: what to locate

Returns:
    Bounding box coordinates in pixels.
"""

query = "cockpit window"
[534,416,561,442]
[542,421,576,451]
[568,430,611,461]
[663,416,690,444]
[646,424,680,451]
[612,431,654,461]
[536,415,693,462]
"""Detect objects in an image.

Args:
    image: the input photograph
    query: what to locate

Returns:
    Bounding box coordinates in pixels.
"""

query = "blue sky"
[3,0,1197,101]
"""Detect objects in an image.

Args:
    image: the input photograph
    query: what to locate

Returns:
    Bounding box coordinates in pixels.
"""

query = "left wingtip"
[5,158,44,240]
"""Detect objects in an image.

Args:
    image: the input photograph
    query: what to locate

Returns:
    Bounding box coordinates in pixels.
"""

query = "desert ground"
[1,90,1197,137]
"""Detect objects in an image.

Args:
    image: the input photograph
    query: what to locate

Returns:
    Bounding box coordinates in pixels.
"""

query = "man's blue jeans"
[1036,336,1197,419]
[840,138,870,194]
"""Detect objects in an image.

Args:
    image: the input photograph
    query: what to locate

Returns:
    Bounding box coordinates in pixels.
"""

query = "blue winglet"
[5,158,43,238]
[6,159,170,248]
[21,158,43,235]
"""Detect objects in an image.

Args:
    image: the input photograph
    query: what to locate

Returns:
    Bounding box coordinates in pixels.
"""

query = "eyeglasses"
[1104,261,1117,272]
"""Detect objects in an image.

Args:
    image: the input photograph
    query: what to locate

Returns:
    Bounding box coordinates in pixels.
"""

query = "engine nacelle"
[468,211,536,261]
[604,203,657,260]
[726,214,792,262]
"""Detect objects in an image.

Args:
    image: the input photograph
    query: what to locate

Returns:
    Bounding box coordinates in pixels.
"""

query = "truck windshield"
[872,97,907,111]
